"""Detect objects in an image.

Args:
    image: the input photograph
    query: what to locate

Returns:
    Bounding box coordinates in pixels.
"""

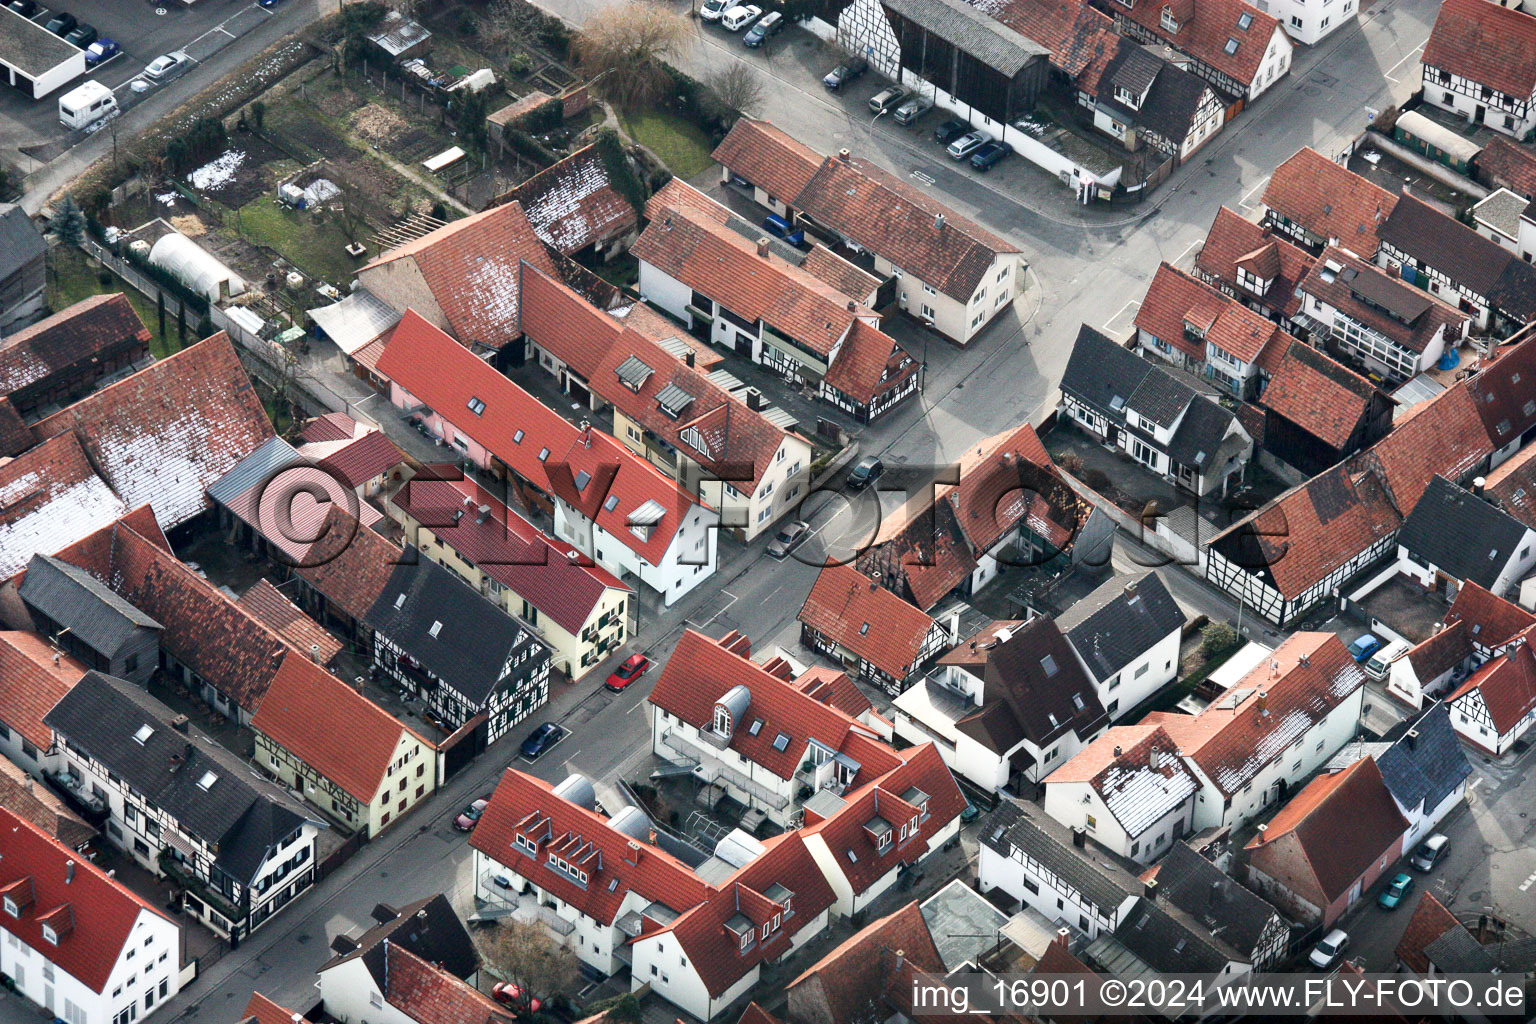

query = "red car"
[605,652,651,692]
[492,983,542,1012]
[452,798,489,831]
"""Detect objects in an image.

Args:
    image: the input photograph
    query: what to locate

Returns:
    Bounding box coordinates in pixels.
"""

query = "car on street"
[743,10,782,46]
[700,0,733,20]
[960,802,981,824]
[44,11,76,35]
[64,23,96,48]
[1308,929,1349,970]
[491,983,542,1013]
[1378,872,1414,909]
[868,85,907,115]
[85,38,120,66]
[452,797,490,831]
[1411,833,1450,872]
[848,455,885,490]
[7,0,37,16]
[933,118,969,144]
[1347,633,1383,663]
[767,520,811,558]
[144,53,190,80]
[822,58,868,90]
[892,95,934,125]
[970,139,1012,171]
[721,4,761,31]
[947,130,992,160]
[605,652,651,693]
[519,722,563,760]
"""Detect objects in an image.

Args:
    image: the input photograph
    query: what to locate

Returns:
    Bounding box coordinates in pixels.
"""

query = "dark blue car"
[762,213,804,247]
[970,140,1013,171]
[520,722,562,760]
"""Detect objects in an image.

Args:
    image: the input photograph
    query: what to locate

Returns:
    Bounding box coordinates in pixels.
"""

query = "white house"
[1054,571,1185,719]
[1446,642,1536,755]
[1330,703,1471,851]
[0,633,86,779]
[1421,0,1536,139]
[1394,475,1536,603]
[0,808,181,1024]
[1268,0,1360,45]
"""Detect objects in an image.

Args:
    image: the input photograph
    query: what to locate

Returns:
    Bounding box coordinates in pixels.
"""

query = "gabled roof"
[1055,571,1183,682]
[1380,193,1536,320]
[0,395,29,457]
[1060,324,1157,420]
[1113,898,1234,973]
[18,552,162,656]
[1446,643,1536,734]
[44,672,309,885]
[1196,207,1313,314]
[980,799,1138,910]
[360,201,558,350]
[798,562,942,678]
[30,333,274,531]
[800,245,881,302]
[0,203,44,282]
[1050,723,1197,838]
[1466,331,1536,448]
[1113,0,1282,90]
[298,428,405,490]
[1263,148,1397,255]
[0,631,87,750]
[1444,579,1536,649]
[985,0,1121,80]
[1405,620,1473,682]
[1147,632,1365,796]
[1349,382,1491,514]
[822,319,918,406]
[1398,475,1531,587]
[1394,891,1461,974]
[0,756,96,849]
[0,294,150,401]
[0,431,130,581]
[1375,703,1471,815]
[1486,439,1536,530]
[252,655,428,803]
[0,807,166,993]
[786,901,948,1024]
[1154,842,1283,960]
[1138,262,1293,365]
[1244,758,1408,903]
[376,310,702,567]
[320,893,479,978]
[383,942,515,1024]
[1100,40,1215,145]
[242,992,301,1024]
[1260,337,1385,450]
[711,119,823,213]
[502,144,636,255]
[1477,136,1536,199]
[234,579,344,666]
[1299,246,1468,357]
[1422,0,1536,101]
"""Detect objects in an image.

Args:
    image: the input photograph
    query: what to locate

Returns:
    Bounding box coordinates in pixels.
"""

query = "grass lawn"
[233,197,364,284]
[618,109,715,179]
[48,246,181,358]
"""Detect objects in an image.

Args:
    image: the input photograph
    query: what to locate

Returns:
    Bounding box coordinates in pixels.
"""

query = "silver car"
[946,129,992,160]
[767,521,810,559]
[144,52,189,80]
[868,86,908,115]
[893,95,935,125]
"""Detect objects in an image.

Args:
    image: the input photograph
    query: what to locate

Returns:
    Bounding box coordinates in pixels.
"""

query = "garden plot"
[181,134,295,208]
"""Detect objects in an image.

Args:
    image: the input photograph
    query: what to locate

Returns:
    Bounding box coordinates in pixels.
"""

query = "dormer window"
[40,925,57,946]
[1115,86,1140,109]
[2,896,16,918]
[1183,318,1207,341]
[1161,7,1179,30]
[714,705,732,736]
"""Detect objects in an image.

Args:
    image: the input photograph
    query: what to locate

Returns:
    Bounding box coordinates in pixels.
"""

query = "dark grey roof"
[1060,325,1155,423]
[43,672,310,885]
[1488,253,1536,321]
[1127,367,1196,428]
[1109,43,1163,96]
[1114,900,1232,973]
[0,204,45,282]
[321,893,479,983]
[1137,63,1213,146]
[1380,194,1517,297]
[364,551,551,706]
[1375,703,1471,815]
[19,554,162,656]
[1398,476,1531,588]
[979,799,1137,912]
[1153,842,1283,960]
[205,436,302,506]
[880,0,1049,76]
[1165,394,1241,469]
[1419,925,1536,973]
[1056,571,1184,682]
[963,615,1110,750]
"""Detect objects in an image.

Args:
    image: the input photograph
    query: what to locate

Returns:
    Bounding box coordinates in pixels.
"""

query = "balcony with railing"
[660,729,789,810]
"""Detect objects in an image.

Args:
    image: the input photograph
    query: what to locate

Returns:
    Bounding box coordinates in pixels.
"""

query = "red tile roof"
[1406,620,1473,682]
[649,629,902,782]
[1395,891,1461,974]
[1136,262,1291,364]
[1445,580,1536,649]
[1114,0,1281,91]
[1260,338,1386,450]
[1477,136,1536,199]
[988,0,1121,79]
[384,942,514,1024]
[1486,443,1536,529]
[790,665,875,719]
[1466,331,1536,449]
[1423,0,1536,102]
[635,180,871,356]
[800,245,881,302]
[1350,383,1491,514]
[1196,206,1314,316]
[292,507,404,622]
[822,319,918,406]
[0,757,96,849]
[1147,632,1365,796]
[0,631,87,749]
[0,807,168,993]
[299,429,406,490]
[360,201,558,351]
[252,654,429,803]
[0,430,130,580]
[1244,757,1408,902]
[711,119,823,211]
[242,992,302,1024]
[234,579,345,665]
[736,1004,788,1024]
[501,144,637,255]
[799,562,941,678]
[0,396,30,457]
[0,294,150,403]
[376,310,702,567]
[1261,148,1397,255]
[30,333,275,530]
[301,411,361,444]
[786,901,948,1024]
[1447,643,1536,734]
[391,473,628,635]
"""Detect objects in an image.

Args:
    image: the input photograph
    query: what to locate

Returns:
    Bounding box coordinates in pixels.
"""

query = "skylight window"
[395,593,407,609]
[1072,693,1086,710]
[1237,11,1252,28]
[467,397,487,416]
[1224,36,1240,54]
[748,718,764,736]
[513,429,525,444]
[575,470,592,492]
[538,448,550,462]
[859,623,870,635]
[197,771,218,791]
[608,877,620,892]
[604,495,620,512]
[1041,654,1058,677]
[429,621,444,638]
[134,724,154,745]
[772,732,791,752]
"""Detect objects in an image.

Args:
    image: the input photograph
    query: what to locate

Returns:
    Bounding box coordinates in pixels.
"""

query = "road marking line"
[1384,44,1424,82]
[1471,776,1484,790]
[1238,175,1271,209]
[1174,238,1201,265]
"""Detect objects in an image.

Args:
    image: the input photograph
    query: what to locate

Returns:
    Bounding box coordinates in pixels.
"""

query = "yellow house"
[389,473,635,678]
[251,654,437,838]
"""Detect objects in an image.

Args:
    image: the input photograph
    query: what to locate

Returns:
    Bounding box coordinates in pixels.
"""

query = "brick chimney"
[838,148,850,162]
[757,238,770,257]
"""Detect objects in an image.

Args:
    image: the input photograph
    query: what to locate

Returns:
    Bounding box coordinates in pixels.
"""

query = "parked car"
[947,130,992,160]
[44,11,76,35]
[84,38,120,66]
[699,0,734,20]
[767,520,811,558]
[491,984,542,1013]
[1411,833,1450,872]
[258,0,288,6]
[605,652,651,693]
[743,8,782,43]
[721,4,761,31]
[822,58,868,90]
[960,802,981,824]
[519,722,563,760]
[452,798,490,831]
[893,95,934,126]
[1308,929,1349,970]
[6,0,38,17]
[762,213,804,246]
[970,139,1013,171]
[848,455,885,490]
[1347,633,1383,663]
[64,23,97,48]
[144,53,189,80]
[933,118,969,144]
[868,85,908,115]
[1378,872,1414,909]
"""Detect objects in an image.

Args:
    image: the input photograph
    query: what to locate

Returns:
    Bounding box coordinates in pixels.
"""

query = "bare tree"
[707,63,764,120]
[475,919,579,1013]
[484,0,541,47]
[573,5,690,111]
[335,180,370,245]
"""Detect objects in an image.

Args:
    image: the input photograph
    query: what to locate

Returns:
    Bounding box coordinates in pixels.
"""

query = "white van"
[1364,638,1411,680]
[59,81,117,130]
[721,4,761,31]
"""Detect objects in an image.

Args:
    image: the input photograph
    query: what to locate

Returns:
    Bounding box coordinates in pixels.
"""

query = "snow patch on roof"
[0,474,129,579]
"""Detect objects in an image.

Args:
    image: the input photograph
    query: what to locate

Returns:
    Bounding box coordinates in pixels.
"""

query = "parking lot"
[0,0,286,171]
